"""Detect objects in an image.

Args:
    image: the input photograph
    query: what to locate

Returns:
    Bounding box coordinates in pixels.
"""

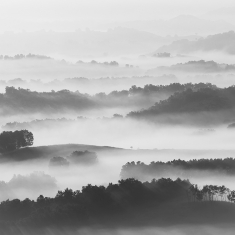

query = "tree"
[0,130,34,152]
[228,190,235,203]
[219,185,229,201]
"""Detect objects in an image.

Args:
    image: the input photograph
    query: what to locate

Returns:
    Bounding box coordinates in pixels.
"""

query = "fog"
[0,0,234,34]
[1,0,235,233]
[1,118,235,202]
[4,119,235,149]
[16,225,235,235]
[65,225,235,235]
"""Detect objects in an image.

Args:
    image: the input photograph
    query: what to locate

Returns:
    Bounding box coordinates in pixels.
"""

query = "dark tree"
[228,190,235,203]
[0,130,33,152]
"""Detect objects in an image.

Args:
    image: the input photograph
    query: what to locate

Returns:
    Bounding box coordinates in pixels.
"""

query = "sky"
[0,0,235,32]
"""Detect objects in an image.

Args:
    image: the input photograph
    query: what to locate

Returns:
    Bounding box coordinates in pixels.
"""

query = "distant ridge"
[156,31,235,54]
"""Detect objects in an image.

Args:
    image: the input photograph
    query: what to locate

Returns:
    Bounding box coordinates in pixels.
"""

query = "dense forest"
[165,60,235,73]
[121,158,235,180]
[0,83,217,115]
[0,177,235,233]
[156,31,235,55]
[127,86,235,118]
[0,178,189,224]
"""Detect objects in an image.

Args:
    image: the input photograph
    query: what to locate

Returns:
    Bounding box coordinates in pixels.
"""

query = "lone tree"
[0,130,34,152]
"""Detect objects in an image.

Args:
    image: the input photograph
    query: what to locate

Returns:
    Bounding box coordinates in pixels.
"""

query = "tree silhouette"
[0,130,33,152]
[228,190,235,203]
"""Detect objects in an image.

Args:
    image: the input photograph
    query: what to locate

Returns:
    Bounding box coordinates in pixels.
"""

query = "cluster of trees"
[0,83,218,115]
[0,177,235,229]
[94,83,215,109]
[157,31,235,55]
[0,178,190,226]
[128,82,216,96]
[0,172,58,202]
[49,150,98,168]
[0,177,235,231]
[168,60,235,73]
[0,87,96,114]
[121,159,235,180]
[0,130,33,152]
[0,75,177,90]
[153,52,171,58]
[188,184,231,202]
[0,53,51,60]
[94,82,216,100]
[148,59,235,75]
[127,86,235,118]
[77,60,119,66]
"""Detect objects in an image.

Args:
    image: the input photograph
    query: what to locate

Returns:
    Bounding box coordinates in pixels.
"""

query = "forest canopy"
[0,177,235,233]
[127,86,235,118]
[121,158,235,180]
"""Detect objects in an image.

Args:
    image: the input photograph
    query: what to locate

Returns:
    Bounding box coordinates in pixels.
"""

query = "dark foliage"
[163,60,235,73]
[121,158,235,180]
[0,178,190,227]
[157,31,235,55]
[0,130,33,153]
[95,82,216,100]
[153,52,171,58]
[77,60,119,66]
[0,83,217,115]
[0,87,96,114]
[0,177,235,232]
[127,86,235,118]
[0,53,52,60]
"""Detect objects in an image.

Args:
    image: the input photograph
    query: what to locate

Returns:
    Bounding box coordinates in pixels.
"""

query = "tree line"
[49,150,98,167]
[188,184,232,202]
[0,83,217,115]
[0,53,52,60]
[121,159,235,180]
[0,177,234,231]
[127,86,235,118]
[0,178,190,226]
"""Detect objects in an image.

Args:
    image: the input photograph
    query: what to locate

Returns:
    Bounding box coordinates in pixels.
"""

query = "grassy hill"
[0,144,123,162]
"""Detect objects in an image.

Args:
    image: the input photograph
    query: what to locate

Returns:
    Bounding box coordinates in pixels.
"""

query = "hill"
[156,31,235,54]
[147,60,235,75]
[0,144,123,162]
[114,15,235,36]
[127,87,235,118]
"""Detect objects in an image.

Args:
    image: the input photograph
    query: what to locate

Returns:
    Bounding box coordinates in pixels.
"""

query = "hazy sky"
[0,0,235,32]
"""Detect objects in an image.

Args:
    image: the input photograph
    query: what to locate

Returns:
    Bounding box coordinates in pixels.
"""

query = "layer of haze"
[1,1,235,233]
[0,0,235,33]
